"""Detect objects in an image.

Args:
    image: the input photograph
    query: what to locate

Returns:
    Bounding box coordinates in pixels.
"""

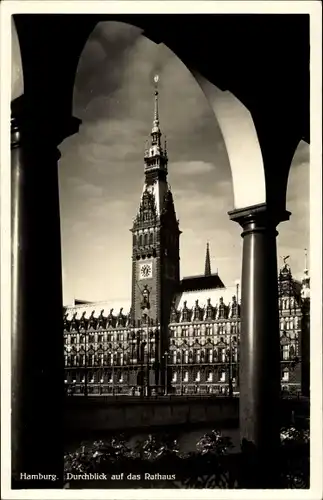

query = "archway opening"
[58,20,266,307]
[277,140,310,279]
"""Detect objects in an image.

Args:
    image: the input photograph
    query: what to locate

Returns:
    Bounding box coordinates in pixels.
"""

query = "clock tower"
[131,75,181,373]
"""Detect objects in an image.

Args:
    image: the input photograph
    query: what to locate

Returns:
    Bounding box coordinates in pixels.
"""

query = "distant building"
[63,80,310,397]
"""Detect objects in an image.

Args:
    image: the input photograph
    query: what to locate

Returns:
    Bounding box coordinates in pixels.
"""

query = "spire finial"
[205,242,211,276]
[304,248,308,271]
[153,74,159,124]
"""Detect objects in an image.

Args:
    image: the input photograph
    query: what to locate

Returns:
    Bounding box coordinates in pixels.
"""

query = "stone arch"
[70,20,265,212]
[191,73,266,209]
[285,139,310,213]
[11,18,24,101]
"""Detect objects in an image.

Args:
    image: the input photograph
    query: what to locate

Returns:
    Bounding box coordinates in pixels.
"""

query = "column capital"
[228,202,290,234]
[11,115,21,150]
[11,95,81,151]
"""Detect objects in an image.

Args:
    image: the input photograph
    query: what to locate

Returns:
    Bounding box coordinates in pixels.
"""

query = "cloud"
[277,142,309,277]
[171,161,216,176]
[59,21,308,303]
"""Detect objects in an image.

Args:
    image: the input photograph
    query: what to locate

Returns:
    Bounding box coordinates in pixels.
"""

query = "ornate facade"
[63,80,310,397]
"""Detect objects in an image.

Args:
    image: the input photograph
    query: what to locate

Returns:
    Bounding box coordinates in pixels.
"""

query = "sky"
[58,21,310,306]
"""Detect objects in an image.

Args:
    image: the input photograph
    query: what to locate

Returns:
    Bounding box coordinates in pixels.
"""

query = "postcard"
[1,1,322,499]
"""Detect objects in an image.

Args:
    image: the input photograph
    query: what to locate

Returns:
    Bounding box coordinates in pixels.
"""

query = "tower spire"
[152,74,160,138]
[301,248,310,299]
[304,247,308,273]
[143,74,168,182]
[205,242,211,276]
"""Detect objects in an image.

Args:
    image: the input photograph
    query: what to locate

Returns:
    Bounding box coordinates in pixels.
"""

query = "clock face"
[139,262,152,280]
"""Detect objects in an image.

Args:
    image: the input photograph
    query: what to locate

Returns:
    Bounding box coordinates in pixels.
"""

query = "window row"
[65,352,156,367]
[281,344,297,360]
[279,297,298,310]
[65,333,156,344]
[280,317,300,330]
[170,325,240,337]
[64,369,153,385]
[169,348,238,364]
[171,369,237,383]
[134,232,155,246]
[64,370,293,385]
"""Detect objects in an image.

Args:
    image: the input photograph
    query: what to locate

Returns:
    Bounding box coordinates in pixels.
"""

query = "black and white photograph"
[1,1,322,498]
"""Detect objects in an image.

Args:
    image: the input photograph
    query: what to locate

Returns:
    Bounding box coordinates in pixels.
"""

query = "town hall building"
[63,79,310,398]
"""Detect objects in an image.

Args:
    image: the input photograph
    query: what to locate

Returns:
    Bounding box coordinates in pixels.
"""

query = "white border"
[1,1,322,500]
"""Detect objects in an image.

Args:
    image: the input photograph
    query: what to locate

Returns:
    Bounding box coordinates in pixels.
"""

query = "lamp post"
[112,352,115,396]
[163,351,169,395]
[235,279,241,393]
[235,279,240,317]
[228,330,233,398]
[144,312,150,397]
[180,354,183,395]
[84,332,88,397]
[141,310,150,397]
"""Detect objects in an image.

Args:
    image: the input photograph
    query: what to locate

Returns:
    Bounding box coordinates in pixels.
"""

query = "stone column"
[229,203,290,487]
[11,96,72,488]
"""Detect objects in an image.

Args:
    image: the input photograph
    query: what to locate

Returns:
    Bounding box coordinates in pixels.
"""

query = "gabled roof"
[64,300,131,321]
[174,285,238,311]
[180,273,225,292]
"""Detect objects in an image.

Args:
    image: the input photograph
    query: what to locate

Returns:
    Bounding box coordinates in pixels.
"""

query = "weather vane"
[154,74,159,91]
[283,255,290,265]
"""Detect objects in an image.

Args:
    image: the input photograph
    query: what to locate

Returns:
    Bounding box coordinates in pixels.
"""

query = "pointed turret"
[151,75,161,139]
[144,75,168,182]
[204,242,211,276]
[131,74,181,346]
[301,248,310,300]
[139,74,170,216]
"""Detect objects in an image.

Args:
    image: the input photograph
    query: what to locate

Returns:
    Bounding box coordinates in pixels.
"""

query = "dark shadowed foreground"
[64,425,309,489]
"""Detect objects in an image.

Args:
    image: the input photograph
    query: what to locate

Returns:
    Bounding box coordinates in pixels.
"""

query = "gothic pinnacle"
[205,242,211,276]
[152,74,160,135]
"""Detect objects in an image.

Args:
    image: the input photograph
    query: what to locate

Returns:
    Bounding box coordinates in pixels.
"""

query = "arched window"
[282,344,289,361]
[149,232,153,245]
[173,351,177,364]
[221,348,226,363]
[144,233,148,246]
[184,350,189,364]
[196,350,201,363]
